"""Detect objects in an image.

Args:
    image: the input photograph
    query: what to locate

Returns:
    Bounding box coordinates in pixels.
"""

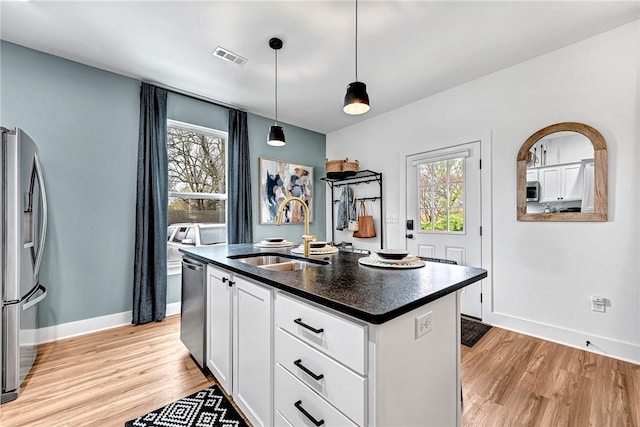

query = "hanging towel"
[336,185,356,230]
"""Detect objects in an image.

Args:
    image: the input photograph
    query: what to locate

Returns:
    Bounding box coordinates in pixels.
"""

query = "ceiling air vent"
[212,46,248,66]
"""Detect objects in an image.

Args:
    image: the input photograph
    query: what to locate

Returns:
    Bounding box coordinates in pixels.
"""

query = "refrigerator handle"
[22,283,48,311]
[33,152,48,278]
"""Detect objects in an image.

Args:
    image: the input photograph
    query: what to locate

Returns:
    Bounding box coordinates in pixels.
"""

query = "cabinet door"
[206,265,232,393]
[561,163,583,201]
[581,161,595,212]
[539,167,561,202]
[234,277,273,427]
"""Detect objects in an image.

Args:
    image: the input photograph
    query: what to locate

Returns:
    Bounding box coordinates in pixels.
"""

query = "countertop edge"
[180,249,487,325]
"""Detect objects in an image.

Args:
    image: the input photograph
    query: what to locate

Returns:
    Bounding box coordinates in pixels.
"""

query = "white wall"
[326,21,640,363]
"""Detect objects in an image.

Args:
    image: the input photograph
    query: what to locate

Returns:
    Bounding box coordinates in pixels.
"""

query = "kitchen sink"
[258,261,320,271]
[228,253,329,271]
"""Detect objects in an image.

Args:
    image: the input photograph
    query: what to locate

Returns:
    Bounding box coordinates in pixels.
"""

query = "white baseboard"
[38,302,182,345]
[485,311,640,365]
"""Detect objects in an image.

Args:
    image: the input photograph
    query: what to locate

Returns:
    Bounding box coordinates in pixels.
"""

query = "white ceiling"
[1,1,638,134]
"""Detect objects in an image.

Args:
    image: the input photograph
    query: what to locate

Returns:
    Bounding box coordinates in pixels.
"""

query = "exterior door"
[406,141,483,319]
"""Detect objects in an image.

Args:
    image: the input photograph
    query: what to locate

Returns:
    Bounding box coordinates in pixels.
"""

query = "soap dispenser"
[544,204,551,213]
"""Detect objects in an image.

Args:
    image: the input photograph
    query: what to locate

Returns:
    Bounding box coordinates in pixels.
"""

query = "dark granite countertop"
[180,244,487,324]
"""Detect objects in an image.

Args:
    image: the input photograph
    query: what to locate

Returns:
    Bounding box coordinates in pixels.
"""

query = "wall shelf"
[321,170,383,249]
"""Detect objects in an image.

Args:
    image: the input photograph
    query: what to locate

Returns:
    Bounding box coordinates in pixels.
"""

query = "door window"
[417,157,465,233]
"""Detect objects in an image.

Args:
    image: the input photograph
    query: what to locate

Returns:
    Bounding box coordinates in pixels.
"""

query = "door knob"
[406,233,414,239]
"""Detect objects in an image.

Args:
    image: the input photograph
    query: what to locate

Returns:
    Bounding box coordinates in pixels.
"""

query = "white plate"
[358,256,425,269]
[291,245,339,255]
[254,241,296,248]
[371,253,419,264]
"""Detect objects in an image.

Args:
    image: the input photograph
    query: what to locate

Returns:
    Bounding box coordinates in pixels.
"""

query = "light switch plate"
[385,214,398,224]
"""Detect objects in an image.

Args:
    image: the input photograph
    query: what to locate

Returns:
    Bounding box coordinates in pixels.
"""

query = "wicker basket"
[325,159,345,173]
[343,159,359,173]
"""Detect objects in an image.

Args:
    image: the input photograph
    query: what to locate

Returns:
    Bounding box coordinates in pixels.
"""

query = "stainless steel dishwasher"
[180,256,206,369]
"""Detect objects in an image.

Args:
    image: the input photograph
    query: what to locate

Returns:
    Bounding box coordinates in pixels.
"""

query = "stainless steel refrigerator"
[1,127,48,404]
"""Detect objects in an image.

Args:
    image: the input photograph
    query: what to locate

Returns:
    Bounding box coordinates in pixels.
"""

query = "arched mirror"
[517,122,607,221]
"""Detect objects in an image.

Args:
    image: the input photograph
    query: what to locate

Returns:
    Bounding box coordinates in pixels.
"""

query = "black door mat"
[461,317,492,347]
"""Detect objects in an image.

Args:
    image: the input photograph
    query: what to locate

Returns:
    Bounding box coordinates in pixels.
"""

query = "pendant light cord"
[274,48,278,125]
[355,0,358,82]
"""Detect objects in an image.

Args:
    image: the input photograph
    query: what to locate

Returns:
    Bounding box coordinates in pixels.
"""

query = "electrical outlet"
[385,214,398,224]
[591,296,606,313]
[415,311,433,339]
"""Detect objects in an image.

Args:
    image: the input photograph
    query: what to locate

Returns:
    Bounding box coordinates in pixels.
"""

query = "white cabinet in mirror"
[525,131,593,213]
[517,122,607,222]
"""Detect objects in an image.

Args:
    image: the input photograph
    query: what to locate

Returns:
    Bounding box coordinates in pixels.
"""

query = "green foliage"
[420,212,464,232]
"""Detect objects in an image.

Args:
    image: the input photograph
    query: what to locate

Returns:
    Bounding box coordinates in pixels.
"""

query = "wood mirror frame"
[517,122,607,222]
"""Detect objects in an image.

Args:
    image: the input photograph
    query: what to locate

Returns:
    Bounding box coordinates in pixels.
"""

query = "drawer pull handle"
[294,359,325,381]
[294,318,324,334]
[294,400,325,426]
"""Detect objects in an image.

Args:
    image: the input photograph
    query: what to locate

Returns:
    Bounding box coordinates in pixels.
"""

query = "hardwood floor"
[0,315,216,427]
[461,326,640,427]
[1,315,638,426]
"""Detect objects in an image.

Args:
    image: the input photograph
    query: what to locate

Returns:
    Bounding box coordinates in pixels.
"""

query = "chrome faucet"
[276,196,316,257]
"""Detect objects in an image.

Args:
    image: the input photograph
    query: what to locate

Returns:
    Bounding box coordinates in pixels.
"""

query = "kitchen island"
[180,244,487,427]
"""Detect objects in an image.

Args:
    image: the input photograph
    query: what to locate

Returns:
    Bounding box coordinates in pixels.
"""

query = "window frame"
[166,119,228,274]
[414,153,468,235]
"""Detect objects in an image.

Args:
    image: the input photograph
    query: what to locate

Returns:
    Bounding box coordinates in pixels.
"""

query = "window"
[167,120,227,269]
[417,157,465,232]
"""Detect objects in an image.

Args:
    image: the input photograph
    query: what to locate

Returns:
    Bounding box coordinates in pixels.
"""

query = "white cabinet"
[581,160,595,212]
[206,265,273,427]
[206,265,232,392]
[274,293,367,426]
[539,163,583,202]
[274,291,460,427]
[234,276,273,427]
[275,364,358,427]
[275,293,367,375]
[526,169,538,183]
[562,163,583,200]
[206,265,463,427]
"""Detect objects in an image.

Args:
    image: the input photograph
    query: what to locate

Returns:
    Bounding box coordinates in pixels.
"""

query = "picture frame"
[259,157,314,225]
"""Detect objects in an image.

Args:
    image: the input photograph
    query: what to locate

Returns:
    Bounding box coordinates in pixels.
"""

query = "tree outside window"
[167,120,227,226]
[418,157,464,232]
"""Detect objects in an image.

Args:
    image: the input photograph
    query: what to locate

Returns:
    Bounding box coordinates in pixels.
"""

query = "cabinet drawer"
[276,328,366,426]
[275,293,367,375]
[275,363,358,427]
[275,408,294,427]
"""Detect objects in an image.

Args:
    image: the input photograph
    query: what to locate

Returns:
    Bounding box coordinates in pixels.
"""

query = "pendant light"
[343,0,370,115]
[267,37,285,146]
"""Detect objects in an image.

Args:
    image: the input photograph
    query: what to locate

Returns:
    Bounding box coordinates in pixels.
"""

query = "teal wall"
[1,41,326,328]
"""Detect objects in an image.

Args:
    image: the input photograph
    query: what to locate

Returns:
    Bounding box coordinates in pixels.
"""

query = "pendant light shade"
[343,0,370,115]
[343,81,370,115]
[267,125,285,146]
[267,37,285,146]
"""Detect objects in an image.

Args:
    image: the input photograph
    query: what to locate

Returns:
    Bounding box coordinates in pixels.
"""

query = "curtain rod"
[144,80,245,112]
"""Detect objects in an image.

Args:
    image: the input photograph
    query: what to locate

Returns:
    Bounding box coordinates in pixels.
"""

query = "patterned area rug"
[461,317,492,347]
[125,385,249,427]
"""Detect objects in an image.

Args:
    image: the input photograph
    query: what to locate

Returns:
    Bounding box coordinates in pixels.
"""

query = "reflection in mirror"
[525,131,594,214]
[517,122,607,222]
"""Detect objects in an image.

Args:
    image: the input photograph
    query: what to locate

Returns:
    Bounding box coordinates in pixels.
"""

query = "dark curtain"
[228,109,253,243]
[133,83,168,324]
